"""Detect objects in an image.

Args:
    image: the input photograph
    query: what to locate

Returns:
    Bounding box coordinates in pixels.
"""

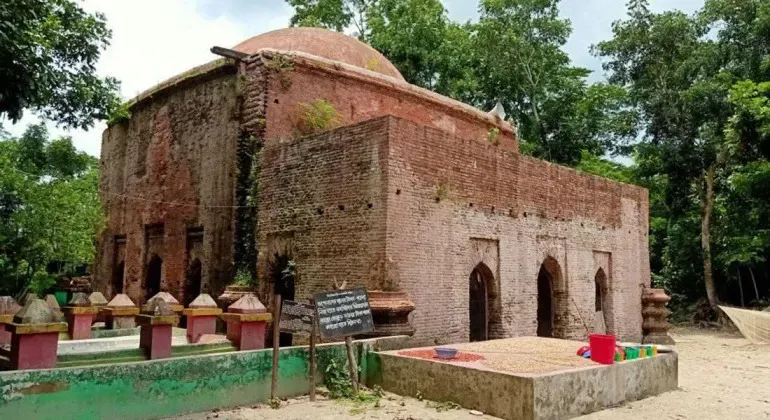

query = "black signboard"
[314,288,374,339]
[279,300,315,334]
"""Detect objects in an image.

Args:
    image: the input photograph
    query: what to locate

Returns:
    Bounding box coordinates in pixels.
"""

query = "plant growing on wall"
[264,54,294,90]
[107,101,131,126]
[296,99,343,135]
[234,268,256,286]
[434,180,449,202]
[486,127,500,145]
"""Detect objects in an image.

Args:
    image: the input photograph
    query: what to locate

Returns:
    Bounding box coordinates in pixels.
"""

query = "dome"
[232,27,405,81]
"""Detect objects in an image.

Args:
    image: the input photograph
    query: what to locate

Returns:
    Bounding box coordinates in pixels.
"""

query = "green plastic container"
[626,347,638,360]
[54,290,68,306]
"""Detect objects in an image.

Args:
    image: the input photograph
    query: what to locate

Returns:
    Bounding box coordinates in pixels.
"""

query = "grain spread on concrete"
[397,349,486,362]
[452,337,599,374]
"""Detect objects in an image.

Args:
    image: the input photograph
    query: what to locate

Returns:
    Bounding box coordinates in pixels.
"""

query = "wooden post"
[308,298,317,402]
[308,326,316,401]
[270,293,282,400]
[345,335,359,393]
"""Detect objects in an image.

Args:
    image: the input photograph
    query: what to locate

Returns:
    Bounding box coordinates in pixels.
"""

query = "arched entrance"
[184,259,202,307]
[145,254,163,301]
[594,268,611,334]
[271,255,295,347]
[469,263,497,342]
[537,257,565,338]
[112,261,125,296]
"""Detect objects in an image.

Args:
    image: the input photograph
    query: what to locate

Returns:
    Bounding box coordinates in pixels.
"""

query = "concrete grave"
[183,294,222,344]
[88,292,109,307]
[6,299,67,369]
[63,293,100,340]
[222,295,270,351]
[102,294,139,329]
[137,300,179,360]
[0,296,21,346]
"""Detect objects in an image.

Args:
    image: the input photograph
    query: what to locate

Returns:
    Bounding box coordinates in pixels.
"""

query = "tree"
[366,0,479,99]
[596,1,732,310]
[287,0,372,38]
[0,124,103,298]
[0,0,120,130]
[474,0,637,164]
[595,0,770,312]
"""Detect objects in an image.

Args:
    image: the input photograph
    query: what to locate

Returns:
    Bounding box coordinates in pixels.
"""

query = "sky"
[4,0,704,157]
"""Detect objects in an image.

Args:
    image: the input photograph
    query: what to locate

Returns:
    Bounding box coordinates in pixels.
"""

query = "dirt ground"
[175,327,770,420]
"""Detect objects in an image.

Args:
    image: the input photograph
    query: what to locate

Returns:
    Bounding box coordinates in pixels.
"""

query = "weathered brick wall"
[95,70,240,304]
[384,117,648,343]
[262,53,517,152]
[95,47,648,345]
[257,118,390,302]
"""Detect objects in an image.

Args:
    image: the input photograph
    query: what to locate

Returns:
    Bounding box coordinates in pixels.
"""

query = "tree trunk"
[749,267,760,304]
[702,166,719,309]
[738,268,744,307]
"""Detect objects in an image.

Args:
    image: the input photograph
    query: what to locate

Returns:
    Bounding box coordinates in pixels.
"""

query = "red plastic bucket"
[589,334,616,364]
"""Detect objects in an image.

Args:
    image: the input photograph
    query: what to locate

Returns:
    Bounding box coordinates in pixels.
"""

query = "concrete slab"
[58,328,193,355]
[372,337,678,420]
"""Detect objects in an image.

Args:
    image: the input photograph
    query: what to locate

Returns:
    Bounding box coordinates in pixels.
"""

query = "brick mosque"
[94,27,651,343]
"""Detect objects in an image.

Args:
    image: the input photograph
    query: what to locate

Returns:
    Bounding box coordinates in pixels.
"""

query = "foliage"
[366,0,473,96]
[0,0,121,129]
[264,55,295,90]
[107,102,132,126]
[594,0,770,311]
[575,151,634,184]
[297,99,343,135]
[324,357,355,399]
[0,124,103,298]
[233,268,255,286]
[473,0,637,165]
[288,0,372,38]
[281,259,296,283]
[486,127,500,146]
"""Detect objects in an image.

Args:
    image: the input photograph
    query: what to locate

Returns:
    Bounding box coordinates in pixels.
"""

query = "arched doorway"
[112,261,125,296]
[145,254,163,301]
[537,257,565,338]
[184,259,202,307]
[594,268,611,334]
[468,263,494,342]
[271,255,295,347]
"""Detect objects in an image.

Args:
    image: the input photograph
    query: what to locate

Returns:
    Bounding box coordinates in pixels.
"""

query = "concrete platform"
[57,327,192,355]
[372,337,678,420]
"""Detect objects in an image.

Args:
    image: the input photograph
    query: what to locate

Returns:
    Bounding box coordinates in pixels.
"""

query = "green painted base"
[0,336,405,420]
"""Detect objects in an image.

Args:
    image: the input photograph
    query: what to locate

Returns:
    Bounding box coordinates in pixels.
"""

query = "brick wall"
[257,117,390,302]
[383,117,648,343]
[262,54,517,152]
[96,49,649,344]
[95,70,240,304]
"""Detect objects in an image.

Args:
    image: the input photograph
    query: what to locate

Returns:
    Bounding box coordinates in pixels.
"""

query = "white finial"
[489,100,506,121]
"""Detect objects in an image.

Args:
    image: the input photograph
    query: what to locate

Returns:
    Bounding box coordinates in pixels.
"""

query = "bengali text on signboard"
[314,288,374,339]
[279,300,315,334]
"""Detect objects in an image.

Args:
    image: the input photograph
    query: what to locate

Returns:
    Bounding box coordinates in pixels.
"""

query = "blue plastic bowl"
[434,347,458,360]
